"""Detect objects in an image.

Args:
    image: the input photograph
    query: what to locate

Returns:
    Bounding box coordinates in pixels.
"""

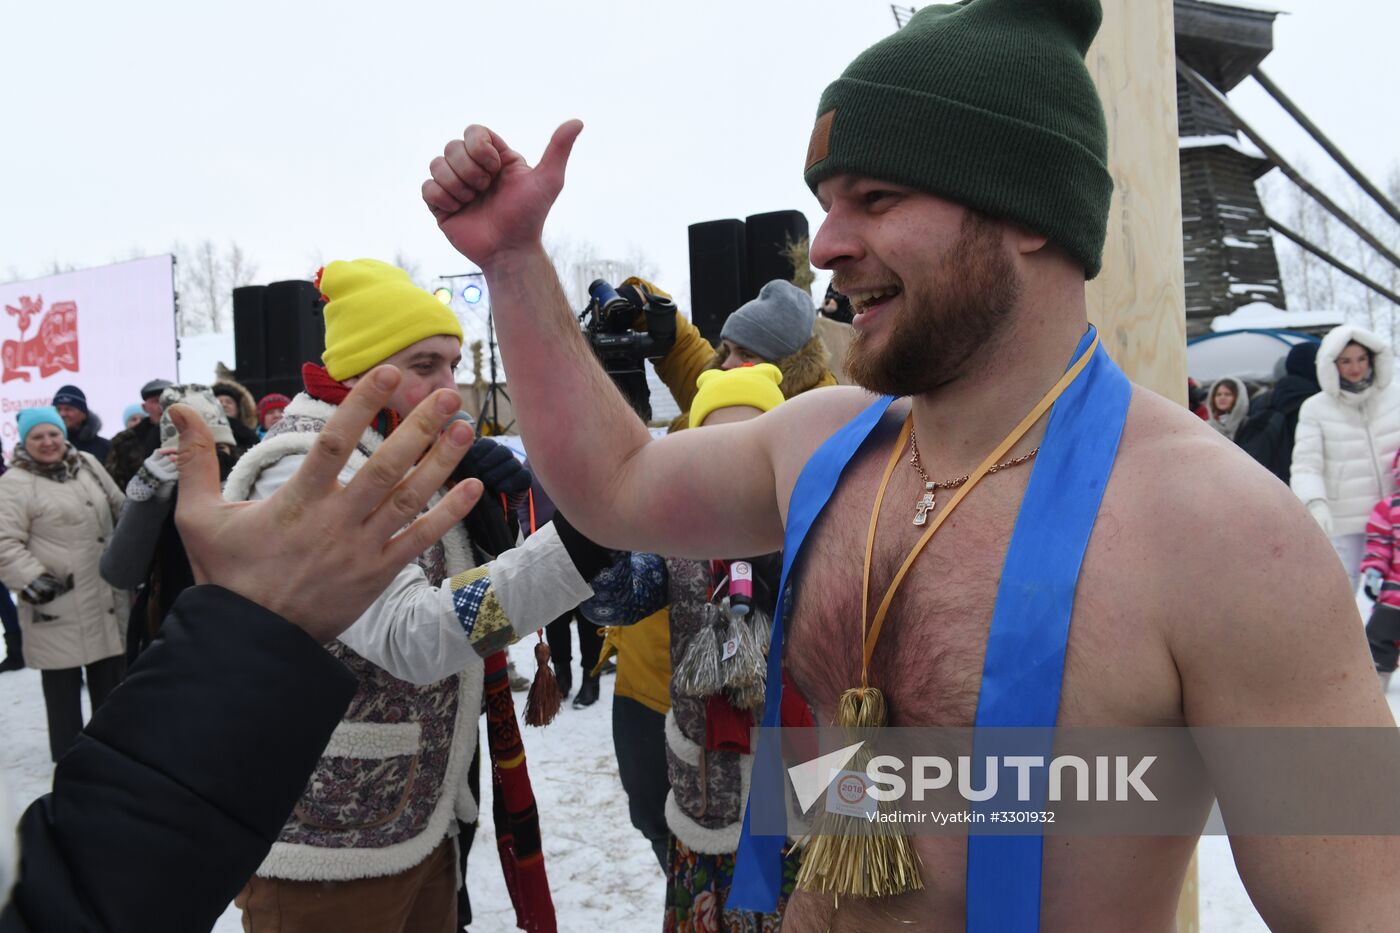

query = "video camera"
[579,279,677,373]
[579,279,678,422]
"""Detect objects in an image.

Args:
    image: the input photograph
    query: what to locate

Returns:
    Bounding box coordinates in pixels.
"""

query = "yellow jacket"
[597,608,672,714]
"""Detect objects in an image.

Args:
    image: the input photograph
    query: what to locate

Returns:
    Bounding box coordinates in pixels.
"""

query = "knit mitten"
[1364,568,1384,601]
[127,452,179,502]
[451,437,532,496]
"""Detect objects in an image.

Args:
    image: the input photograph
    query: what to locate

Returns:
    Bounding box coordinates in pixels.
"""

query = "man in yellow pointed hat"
[225,259,609,932]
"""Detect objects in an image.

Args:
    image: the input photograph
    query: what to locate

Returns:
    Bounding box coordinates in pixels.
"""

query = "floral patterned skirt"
[663,835,799,933]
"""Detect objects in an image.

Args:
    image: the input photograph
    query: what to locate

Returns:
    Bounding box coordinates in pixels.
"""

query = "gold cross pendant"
[912,483,936,526]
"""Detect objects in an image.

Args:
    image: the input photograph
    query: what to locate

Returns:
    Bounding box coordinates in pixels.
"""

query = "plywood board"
[1088,2,1197,929]
[1086,0,1189,406]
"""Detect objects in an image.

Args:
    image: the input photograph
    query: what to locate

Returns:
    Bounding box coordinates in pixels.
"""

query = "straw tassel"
[523,638,561,727]
[794,686,924,898]
[674,602,729,697]
[725,606,772,710]
[724,604,768,693]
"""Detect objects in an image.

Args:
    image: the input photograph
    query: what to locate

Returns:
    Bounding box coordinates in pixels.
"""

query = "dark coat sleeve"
[0,585,357,933]
[748,552,784,617]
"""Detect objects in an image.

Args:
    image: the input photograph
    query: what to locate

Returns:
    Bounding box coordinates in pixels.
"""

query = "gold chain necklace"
[908,426,1039,526]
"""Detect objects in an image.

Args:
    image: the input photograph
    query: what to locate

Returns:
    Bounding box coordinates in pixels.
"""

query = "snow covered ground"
[3,624,1397,931]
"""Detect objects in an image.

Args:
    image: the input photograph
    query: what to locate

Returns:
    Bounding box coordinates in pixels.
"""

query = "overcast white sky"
[3,0,1397,308]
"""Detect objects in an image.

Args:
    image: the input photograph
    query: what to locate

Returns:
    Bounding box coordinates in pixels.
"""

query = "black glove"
[463,492,517,564]
[451,437,532,496]
[20,572,72,606]
[1366,605,1400,673]
[616,281,678,358]
[553,512,617,583]
[822,284,855,324]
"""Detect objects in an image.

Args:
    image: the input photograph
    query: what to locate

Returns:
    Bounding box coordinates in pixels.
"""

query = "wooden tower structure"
[1175,0,1286,335]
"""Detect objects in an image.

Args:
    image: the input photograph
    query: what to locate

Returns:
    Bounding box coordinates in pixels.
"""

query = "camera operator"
[579,276,836,869]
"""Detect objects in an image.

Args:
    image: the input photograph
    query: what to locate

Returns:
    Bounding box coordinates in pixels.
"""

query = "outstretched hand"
[422,120,583,268]
[170,366,484,643]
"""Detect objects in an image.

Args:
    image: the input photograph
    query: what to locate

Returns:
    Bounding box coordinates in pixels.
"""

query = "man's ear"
[1008,222,1050,257]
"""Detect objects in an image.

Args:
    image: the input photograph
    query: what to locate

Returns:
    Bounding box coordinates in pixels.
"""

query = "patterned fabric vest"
[666,557,747,838]
[241,403,463,855]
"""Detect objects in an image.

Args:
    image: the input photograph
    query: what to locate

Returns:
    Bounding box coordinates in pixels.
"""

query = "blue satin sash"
[729,328,1131,932]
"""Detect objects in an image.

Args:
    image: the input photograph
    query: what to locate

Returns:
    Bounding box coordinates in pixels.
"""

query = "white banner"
[1,256,177,455]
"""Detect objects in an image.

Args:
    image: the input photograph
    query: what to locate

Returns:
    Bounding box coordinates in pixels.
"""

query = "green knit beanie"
[804,0,1113,279]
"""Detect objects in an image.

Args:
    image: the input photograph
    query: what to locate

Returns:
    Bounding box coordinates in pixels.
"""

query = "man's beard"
[843,212,1021,397]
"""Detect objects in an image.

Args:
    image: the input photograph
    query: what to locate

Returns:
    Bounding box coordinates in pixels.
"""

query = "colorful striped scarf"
[484,650,556,932]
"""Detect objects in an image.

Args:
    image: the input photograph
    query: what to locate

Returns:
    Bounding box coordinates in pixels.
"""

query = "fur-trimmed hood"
[1317,324,1393,406]
[213,366,260,428]
[709,333,836,400]
[72,411,103,443]
[669,334,834,437]
[669,335,837,434]
[1206,376,1249,439]
[223,393,382,502]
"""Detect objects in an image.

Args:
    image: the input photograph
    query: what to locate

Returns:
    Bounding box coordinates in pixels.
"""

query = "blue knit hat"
[122,403,145,424]
[17,406,67,443]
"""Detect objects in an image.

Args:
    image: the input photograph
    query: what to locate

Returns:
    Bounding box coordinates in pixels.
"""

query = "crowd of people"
[0,255,833,931]
[0,377,293,755]
[6,0,1400,931]
[1207,324,1400,689]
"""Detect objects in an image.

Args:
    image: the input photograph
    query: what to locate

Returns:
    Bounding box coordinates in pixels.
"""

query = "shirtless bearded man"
[419,0,1400,928]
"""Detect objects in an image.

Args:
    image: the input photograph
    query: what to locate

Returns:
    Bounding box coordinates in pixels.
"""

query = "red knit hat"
[257,393,291,422]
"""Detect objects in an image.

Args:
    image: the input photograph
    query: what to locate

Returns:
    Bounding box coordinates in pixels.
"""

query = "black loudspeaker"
[261,280,325,399]
[232,286,268,384]
[688,219,747,344]
[743,210,810,300]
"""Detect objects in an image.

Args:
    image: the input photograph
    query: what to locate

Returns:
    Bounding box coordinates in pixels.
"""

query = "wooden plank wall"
[1085,0,1189,407]
[1181,149,1285,335]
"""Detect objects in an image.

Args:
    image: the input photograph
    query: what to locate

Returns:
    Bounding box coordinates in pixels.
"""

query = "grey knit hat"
[720,280,816,362]
[158,384,235,448]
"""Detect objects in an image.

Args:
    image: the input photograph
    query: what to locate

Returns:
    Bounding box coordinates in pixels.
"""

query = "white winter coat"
[1291,325,1400,536]
[0,452,127,669]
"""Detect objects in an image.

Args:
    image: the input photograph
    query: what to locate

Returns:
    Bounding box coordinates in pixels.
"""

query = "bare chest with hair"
[779,415,1193,931]
[784,418,1179,729]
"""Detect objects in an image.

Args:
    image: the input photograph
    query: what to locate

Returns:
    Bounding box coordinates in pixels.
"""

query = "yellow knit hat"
[318,259,466,381]
[689,363,785,429]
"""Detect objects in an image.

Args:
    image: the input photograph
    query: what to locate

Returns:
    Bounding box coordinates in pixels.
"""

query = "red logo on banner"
[3,296,79,383]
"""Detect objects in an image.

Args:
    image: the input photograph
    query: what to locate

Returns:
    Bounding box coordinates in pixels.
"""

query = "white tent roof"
[1188,328,1315,383]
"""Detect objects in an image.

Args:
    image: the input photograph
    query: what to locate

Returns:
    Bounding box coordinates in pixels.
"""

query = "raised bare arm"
[422,122,786,557]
